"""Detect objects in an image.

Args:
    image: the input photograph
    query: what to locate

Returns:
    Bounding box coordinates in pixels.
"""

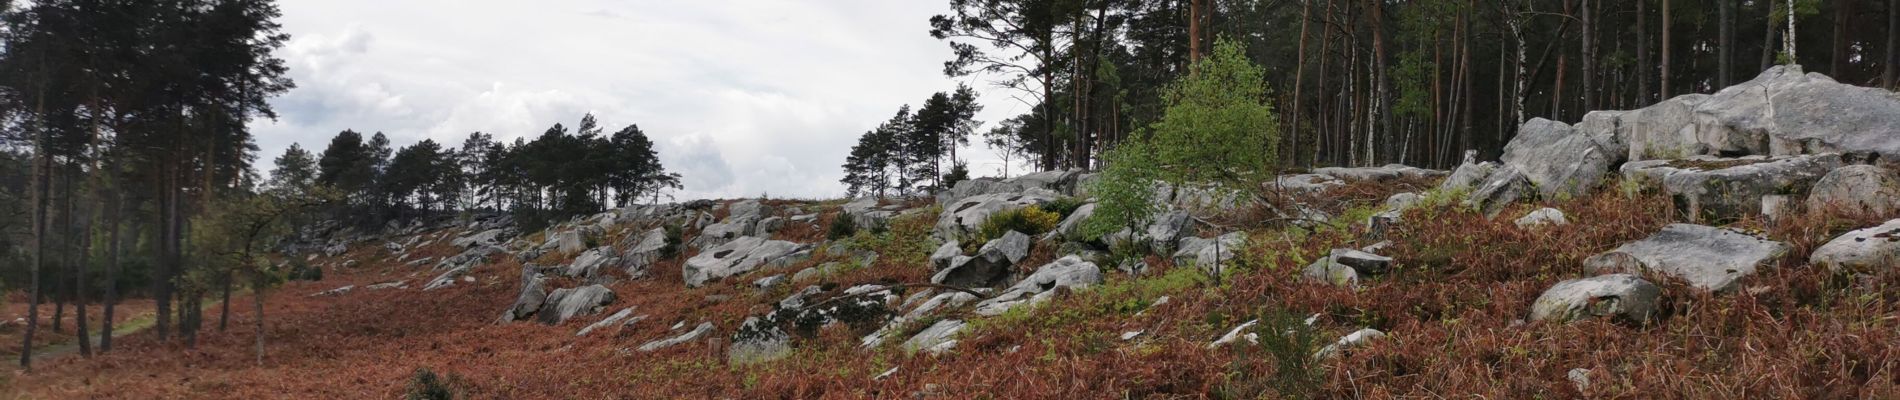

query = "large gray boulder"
[1046,202,1097,241]
[928,240,962,271]
[547,230,587,254]
[938,169,1083,205]
[563,246,619,279]
[1313,164,1447,182]
[931,231,1032,288]
[1586,224,1789,292]
[1173,232,1249,271]
[1622,154,1843,221]
[619,228,670,278]
[725,199,775,221]
[728,316,793,365]
[1809,219,1900,275]
[1271,173,1346,194]
[451,228,511,248]
[1578,66,1900,161]
[575,307,638,337]
[1515,208,1570,229]
[1500,118,1628,200]
[1303,257,1360,288]
[1144,211,1193,254]
[972,256,1104,316]
[1529,274,1662,323]
[1616,66,1900,160]
[1464,168,1531,218]
[683,236,805,287]
[1806,164,1900,217]
[1439,150,1496,192]
[934,190,1058,239]
[498,272,548,323]
[638,322,715,352]
[841,197,897,230]
[1330,249,1393,275]
[902,319,966,354]
[696,218,754,248]
[536,284,616,325]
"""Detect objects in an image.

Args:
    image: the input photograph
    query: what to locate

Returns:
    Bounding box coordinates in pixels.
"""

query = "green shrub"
[827,214,859,240]
[1040,197,1089,220]
[660,224,684,259]
[1220,311,1324,398]
[976,205,1060,243]
[405,368,457,400]
[1087,37,1280,241]
[287,258,322,281]
[942,162,971,190]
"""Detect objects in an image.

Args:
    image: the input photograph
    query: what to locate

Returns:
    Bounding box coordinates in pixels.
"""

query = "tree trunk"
[1888,0,1898,87]
[1662,0,1673,98]
[1636,0,1650,104]
[1835,0,1855,77]
[20,108,50,370]
[254,270,268,366]
[102,188,122,353]
[1292,0,1313,168]
[1581,0,1595,113]
[156,151,175,342]
[1763,0,1782,71]
[1787,0,1798,62]
[219,271,233,331]
[74,191,91,358]
[1511,4,1528,127]
[1189,0,1203,64]
[53,169,69,335]
[1038,20,1060,173]
[1720,0,1735,87]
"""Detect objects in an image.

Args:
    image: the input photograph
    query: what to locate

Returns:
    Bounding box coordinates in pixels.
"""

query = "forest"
[0,0,683,370]
[895,0,1894,176]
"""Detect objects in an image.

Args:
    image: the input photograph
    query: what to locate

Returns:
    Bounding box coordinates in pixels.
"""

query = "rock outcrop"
[973,256,1104,316]
[1584,224,1788,292]
[1806,164,1900,217]
[1529,274,1661,323]
[683,236,805,287]
[1622,154,1843,221]
[1809,219,1900,275]
[536,285,616,325]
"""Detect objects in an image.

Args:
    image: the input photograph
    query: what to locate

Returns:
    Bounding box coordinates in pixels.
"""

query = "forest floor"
[1,298,158,362]
[1,179,1897,398]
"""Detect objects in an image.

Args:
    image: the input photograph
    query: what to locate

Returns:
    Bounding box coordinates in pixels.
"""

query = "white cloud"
[252,0,1036,200]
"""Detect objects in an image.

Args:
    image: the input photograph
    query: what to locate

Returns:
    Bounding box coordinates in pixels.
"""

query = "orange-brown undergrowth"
[8,188,1900,398]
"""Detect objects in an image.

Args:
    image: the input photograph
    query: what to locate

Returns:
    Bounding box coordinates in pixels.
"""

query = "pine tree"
[269,143,317,192]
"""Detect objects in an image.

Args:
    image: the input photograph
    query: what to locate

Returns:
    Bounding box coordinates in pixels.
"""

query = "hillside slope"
[11,66,1900,398]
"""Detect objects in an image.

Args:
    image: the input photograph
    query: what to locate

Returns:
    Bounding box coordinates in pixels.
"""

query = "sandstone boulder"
[1809,219,1900,275]
[1622,154,1843,221]
[536,284,616,325]
[683,236,805,287]
[1529,274,1661,323]
[1806,164,1900,217]
[1587,224,1789,291]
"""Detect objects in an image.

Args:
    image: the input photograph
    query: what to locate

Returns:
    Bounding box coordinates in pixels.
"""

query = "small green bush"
[405,368,457,400]
[660,224,684,259]
[1040,197,1089,220]
[827,214,859,240]
[976,205,1061,243]
[942,162,971,190]
[287,258,322,281]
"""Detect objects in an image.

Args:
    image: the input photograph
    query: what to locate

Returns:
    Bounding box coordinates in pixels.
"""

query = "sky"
[250,0,1032,200]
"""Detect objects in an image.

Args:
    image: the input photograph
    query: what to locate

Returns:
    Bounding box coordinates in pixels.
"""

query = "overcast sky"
[250,0,1031,200]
